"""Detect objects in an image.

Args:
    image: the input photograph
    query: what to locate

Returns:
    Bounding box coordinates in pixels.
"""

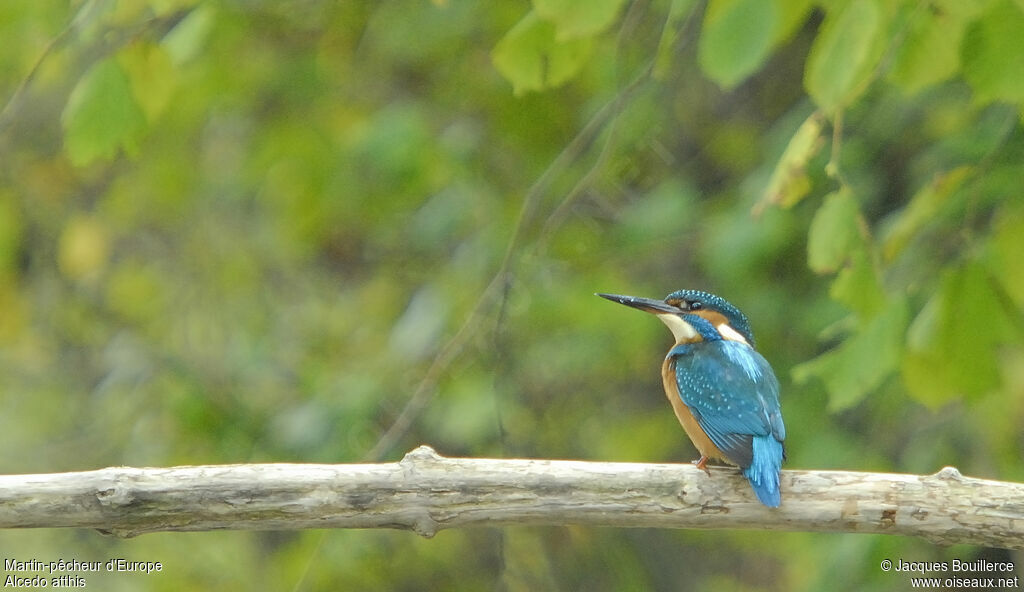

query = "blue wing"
[668,340,785,468]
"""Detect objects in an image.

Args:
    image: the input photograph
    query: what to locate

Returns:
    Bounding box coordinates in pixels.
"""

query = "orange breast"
[661,356,731,464]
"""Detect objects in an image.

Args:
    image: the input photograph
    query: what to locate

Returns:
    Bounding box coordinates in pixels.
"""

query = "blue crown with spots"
[665,289,756,346]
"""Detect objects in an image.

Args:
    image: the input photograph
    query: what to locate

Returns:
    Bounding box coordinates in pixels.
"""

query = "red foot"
[692,455,711,476]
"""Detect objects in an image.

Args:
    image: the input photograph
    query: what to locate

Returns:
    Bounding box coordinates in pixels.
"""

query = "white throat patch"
[656,313,697,342]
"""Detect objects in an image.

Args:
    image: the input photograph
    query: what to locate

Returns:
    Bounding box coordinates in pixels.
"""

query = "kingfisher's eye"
[688,301,702,311]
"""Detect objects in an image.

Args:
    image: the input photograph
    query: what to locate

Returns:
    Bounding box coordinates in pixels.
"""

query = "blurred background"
[1,0,1022,590]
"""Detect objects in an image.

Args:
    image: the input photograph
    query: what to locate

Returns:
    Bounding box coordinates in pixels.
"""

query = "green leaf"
[829,250,885,319]
[57,215,109,281]
[755,111,824,212]
[880,167,971,261]
[962,0,1024,106]
[532,0,627,40]
[0,193,23,275]
[772,0,814,46]
[793,298,907,411]
[62,58,148,166]
[804,0,887,112]
[934,0,994,20]
[991,202,1024,308]
[807,188,863,274]
[162,4,216,66]
[698,0,778,89]
[106,263,168,324]
[493,11,594,95]
[902,262,1021,407]
[888,6,967,94]
[654,0,698,80]
[118,42,178,122]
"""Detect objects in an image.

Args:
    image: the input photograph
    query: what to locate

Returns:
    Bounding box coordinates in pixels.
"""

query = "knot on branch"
[931,466,964,482]
[410,511,440,539]
[95,479,135,508]
[401,445,443,465]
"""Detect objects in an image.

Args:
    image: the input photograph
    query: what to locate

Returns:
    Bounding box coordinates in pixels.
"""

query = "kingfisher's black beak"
[596,293,681,315]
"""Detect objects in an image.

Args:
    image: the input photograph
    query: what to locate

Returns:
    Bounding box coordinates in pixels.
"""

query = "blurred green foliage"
[1,0,1022,590]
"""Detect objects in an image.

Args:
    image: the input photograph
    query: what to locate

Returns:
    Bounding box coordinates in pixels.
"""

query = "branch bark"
[0,445,1020,548]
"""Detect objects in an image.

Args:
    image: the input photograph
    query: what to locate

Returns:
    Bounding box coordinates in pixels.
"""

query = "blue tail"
[743,435,783,507]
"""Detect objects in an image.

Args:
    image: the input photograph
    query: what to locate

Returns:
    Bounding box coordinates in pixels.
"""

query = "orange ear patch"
[694,310,728,327]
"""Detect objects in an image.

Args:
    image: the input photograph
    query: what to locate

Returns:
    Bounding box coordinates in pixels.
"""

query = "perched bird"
[598,290,786,507]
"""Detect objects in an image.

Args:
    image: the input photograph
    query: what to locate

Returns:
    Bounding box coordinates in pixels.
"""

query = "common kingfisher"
[598,290,786,507]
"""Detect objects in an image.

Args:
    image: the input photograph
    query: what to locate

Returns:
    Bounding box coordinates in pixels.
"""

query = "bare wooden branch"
[0,445,1020,548]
